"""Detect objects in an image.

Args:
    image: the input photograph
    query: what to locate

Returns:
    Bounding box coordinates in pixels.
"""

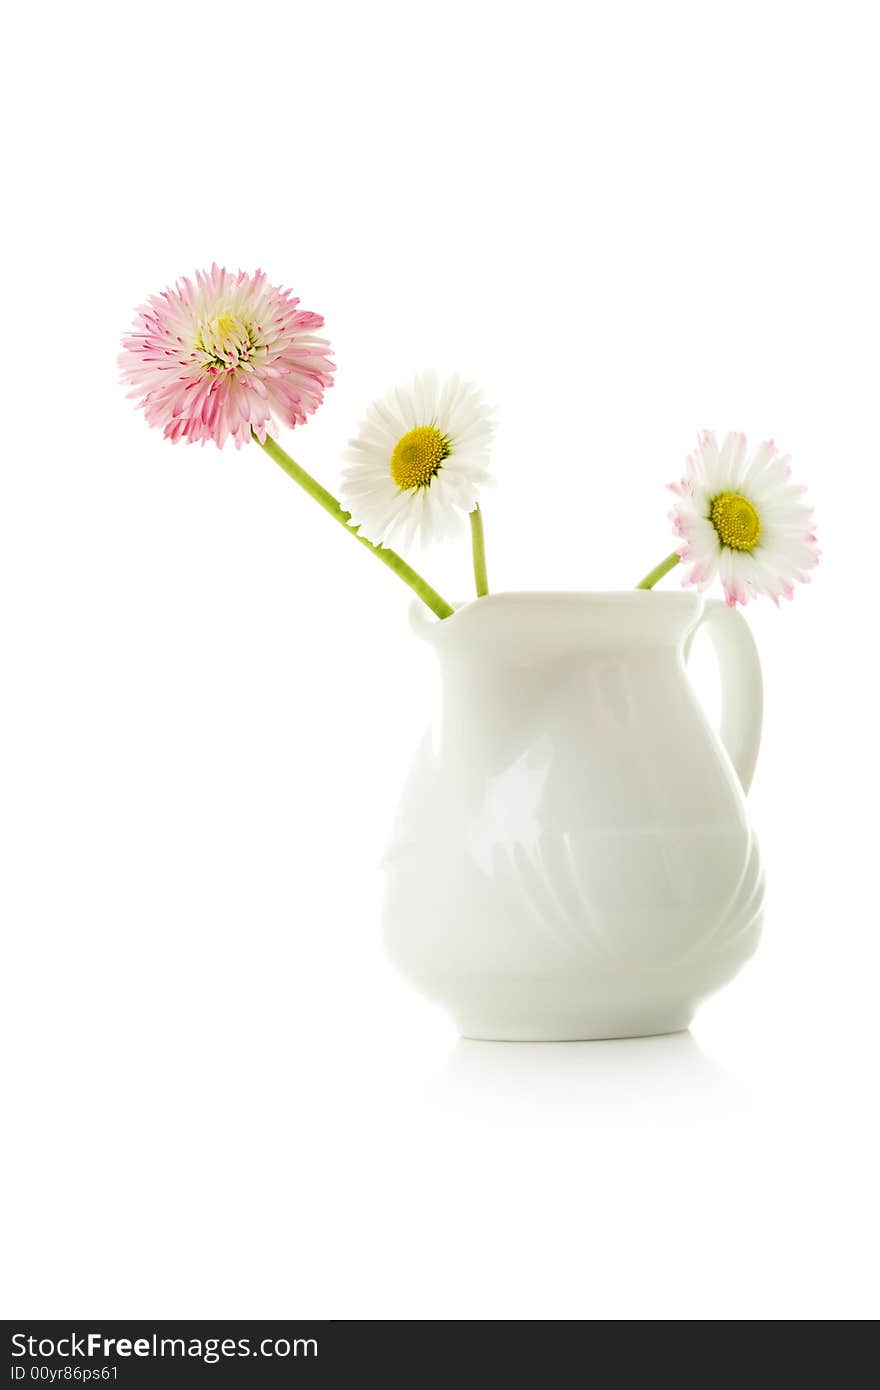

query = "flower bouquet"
[121,266,819,1040]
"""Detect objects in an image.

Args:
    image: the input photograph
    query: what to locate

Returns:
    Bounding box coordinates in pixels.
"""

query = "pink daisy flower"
[119,265,334,448]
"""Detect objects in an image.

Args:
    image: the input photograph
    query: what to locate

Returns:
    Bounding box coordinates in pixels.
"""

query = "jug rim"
[410,589,706,647]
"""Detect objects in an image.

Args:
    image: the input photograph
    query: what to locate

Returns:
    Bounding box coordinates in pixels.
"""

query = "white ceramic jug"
[383,592,764,1040]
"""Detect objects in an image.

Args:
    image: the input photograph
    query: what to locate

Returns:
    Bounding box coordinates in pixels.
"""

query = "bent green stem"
[635,551,681,590]
[469,506,489,597]
[257,432,455,620]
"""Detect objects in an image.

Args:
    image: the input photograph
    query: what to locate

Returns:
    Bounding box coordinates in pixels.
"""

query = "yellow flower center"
[390,425,451,490]
[710,492,762,551]
[211,313,244,343]
[196,313,256,369]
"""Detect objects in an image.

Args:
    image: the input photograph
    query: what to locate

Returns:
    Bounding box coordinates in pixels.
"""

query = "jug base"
[455,1003,694,1043]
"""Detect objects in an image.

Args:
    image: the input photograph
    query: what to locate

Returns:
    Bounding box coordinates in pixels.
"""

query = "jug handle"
[685,599,763,794]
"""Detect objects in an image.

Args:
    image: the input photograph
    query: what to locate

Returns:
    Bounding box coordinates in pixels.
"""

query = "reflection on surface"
[427,1031,750,1127]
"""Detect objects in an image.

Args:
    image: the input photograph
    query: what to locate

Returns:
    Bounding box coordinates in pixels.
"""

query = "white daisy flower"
[669,431,819,606]
[340,373,494,549]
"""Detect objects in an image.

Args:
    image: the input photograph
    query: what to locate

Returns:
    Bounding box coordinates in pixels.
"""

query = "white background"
[2,0,878,1320]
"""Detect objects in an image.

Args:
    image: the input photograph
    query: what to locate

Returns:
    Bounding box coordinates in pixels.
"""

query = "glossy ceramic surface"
[383,592,764,1040]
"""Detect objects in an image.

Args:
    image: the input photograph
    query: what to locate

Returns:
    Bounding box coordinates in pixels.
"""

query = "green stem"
[635,551,681,590]
[257,432,455,620]
[469,506,489,597]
